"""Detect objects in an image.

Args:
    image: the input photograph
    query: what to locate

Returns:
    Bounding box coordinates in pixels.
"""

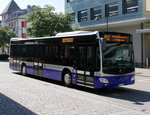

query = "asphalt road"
[0,61,149,115]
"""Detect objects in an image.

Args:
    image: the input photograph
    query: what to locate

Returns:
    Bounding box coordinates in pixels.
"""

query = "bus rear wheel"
[21,65,27,76]
[63,72,72,87]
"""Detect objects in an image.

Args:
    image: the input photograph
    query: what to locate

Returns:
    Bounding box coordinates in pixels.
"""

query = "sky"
[0,0,64,19]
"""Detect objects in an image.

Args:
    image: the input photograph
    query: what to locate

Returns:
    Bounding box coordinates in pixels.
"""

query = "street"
[0,61,150,115]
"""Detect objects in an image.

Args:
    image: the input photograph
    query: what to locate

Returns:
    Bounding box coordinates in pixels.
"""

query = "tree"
[26,5,72,37]
[0,25,16,48]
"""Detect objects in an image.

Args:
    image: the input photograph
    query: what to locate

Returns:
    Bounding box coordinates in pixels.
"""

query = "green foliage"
[26,5,72,37]
[0,25,16,47]
[0,54,9,60]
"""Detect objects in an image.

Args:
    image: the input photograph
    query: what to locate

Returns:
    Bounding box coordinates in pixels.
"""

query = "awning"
[136,29,150,33]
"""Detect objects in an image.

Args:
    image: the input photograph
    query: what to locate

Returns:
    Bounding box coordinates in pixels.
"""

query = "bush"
[0,54,9,60]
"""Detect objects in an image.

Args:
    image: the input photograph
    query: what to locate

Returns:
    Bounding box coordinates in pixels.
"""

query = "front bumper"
[94,74,135,88]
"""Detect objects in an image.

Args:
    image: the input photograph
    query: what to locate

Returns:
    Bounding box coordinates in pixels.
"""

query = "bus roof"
[55,31,98,37]
[11,31,99,41]
[11,31,98,41]
[10,31,131,42]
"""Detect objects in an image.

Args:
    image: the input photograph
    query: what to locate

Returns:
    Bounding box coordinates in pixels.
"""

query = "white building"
[1,0,34,38]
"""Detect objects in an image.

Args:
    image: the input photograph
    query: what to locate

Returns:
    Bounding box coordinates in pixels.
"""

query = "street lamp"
[106,4,109,32]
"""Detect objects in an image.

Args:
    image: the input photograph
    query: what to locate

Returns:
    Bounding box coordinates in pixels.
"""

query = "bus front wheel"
[21,65,27,76]
[63,72,72,87]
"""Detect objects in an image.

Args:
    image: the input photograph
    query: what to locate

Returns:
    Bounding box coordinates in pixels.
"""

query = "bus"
[9,31,135,88]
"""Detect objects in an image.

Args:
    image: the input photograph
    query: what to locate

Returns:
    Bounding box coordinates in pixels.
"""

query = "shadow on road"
[75,86,150,106]
[0,93,36,115]
[14,72,150,106]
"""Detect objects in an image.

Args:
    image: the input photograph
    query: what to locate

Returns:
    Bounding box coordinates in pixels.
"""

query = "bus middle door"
[76,44,95,88]
[33,45,43,77]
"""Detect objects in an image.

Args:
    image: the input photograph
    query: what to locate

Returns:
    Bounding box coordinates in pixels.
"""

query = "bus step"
[77,80,94,88]
[85,82,94,85]
[77,80,93,85]
[77,80,84,83]
[77,83,94,88]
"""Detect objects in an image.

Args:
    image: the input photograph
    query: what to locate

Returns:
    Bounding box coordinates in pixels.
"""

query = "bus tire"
[63,71,72,87]
[21,64,27,76]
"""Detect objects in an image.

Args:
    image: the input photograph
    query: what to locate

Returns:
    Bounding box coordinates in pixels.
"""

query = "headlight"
[99,78,109,84]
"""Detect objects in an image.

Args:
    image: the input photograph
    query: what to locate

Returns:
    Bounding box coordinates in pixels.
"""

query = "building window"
[71,12,75,22]
[67,0,74,3]
[123,0,138,14]
[106,3,118,17]
[22,21,27,27]
[78,10,88,22]
[14,13,17,18]
[22,33,26,38]
[91,7,102,20]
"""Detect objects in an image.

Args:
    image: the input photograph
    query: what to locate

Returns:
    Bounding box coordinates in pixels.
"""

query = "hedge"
[0,54,9,60]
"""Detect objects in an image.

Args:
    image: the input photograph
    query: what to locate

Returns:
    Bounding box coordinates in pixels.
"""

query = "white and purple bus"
[9,31,135,88]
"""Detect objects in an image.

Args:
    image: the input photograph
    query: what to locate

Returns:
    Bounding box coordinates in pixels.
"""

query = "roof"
[55,31,98,37]
[1,0,20,15]
[11,31,99,41]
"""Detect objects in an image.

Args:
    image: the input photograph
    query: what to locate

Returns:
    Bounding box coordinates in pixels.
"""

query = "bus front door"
[76,44,95,88]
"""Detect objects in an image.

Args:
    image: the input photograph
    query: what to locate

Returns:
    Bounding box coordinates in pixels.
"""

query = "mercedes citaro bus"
[9,31,135,88]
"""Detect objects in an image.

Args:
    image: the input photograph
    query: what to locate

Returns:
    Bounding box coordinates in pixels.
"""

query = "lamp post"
[106,4,109,32]
[141,23,144,68]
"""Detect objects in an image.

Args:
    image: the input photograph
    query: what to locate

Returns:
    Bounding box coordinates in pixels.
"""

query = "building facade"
[1,0,34,38]
[65,0,150,67]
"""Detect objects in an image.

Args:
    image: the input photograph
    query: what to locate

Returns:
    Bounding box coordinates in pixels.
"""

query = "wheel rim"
[64,73,71,85]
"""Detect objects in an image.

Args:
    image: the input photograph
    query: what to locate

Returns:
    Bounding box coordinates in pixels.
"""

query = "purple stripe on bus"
[72,73,77,84]
[9,63,13,69]
[26,66,34,75]
[43,68,62,81]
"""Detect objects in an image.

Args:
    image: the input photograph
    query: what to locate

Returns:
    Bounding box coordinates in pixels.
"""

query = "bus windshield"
[102,42,134,74]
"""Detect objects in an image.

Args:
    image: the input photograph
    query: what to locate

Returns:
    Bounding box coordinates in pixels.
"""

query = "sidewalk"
[135,68,150,77]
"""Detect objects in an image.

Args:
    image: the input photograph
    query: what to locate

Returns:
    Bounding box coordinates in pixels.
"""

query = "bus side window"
[60,46,65,65]
[66,46,75,66]
[22,46,27,57]
[51,46,59,64]
[44,46,49,62]
[60,45,75,66]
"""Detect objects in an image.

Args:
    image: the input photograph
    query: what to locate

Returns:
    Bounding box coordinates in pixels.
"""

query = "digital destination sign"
[104,34,130,42]
[62,38,74,43]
